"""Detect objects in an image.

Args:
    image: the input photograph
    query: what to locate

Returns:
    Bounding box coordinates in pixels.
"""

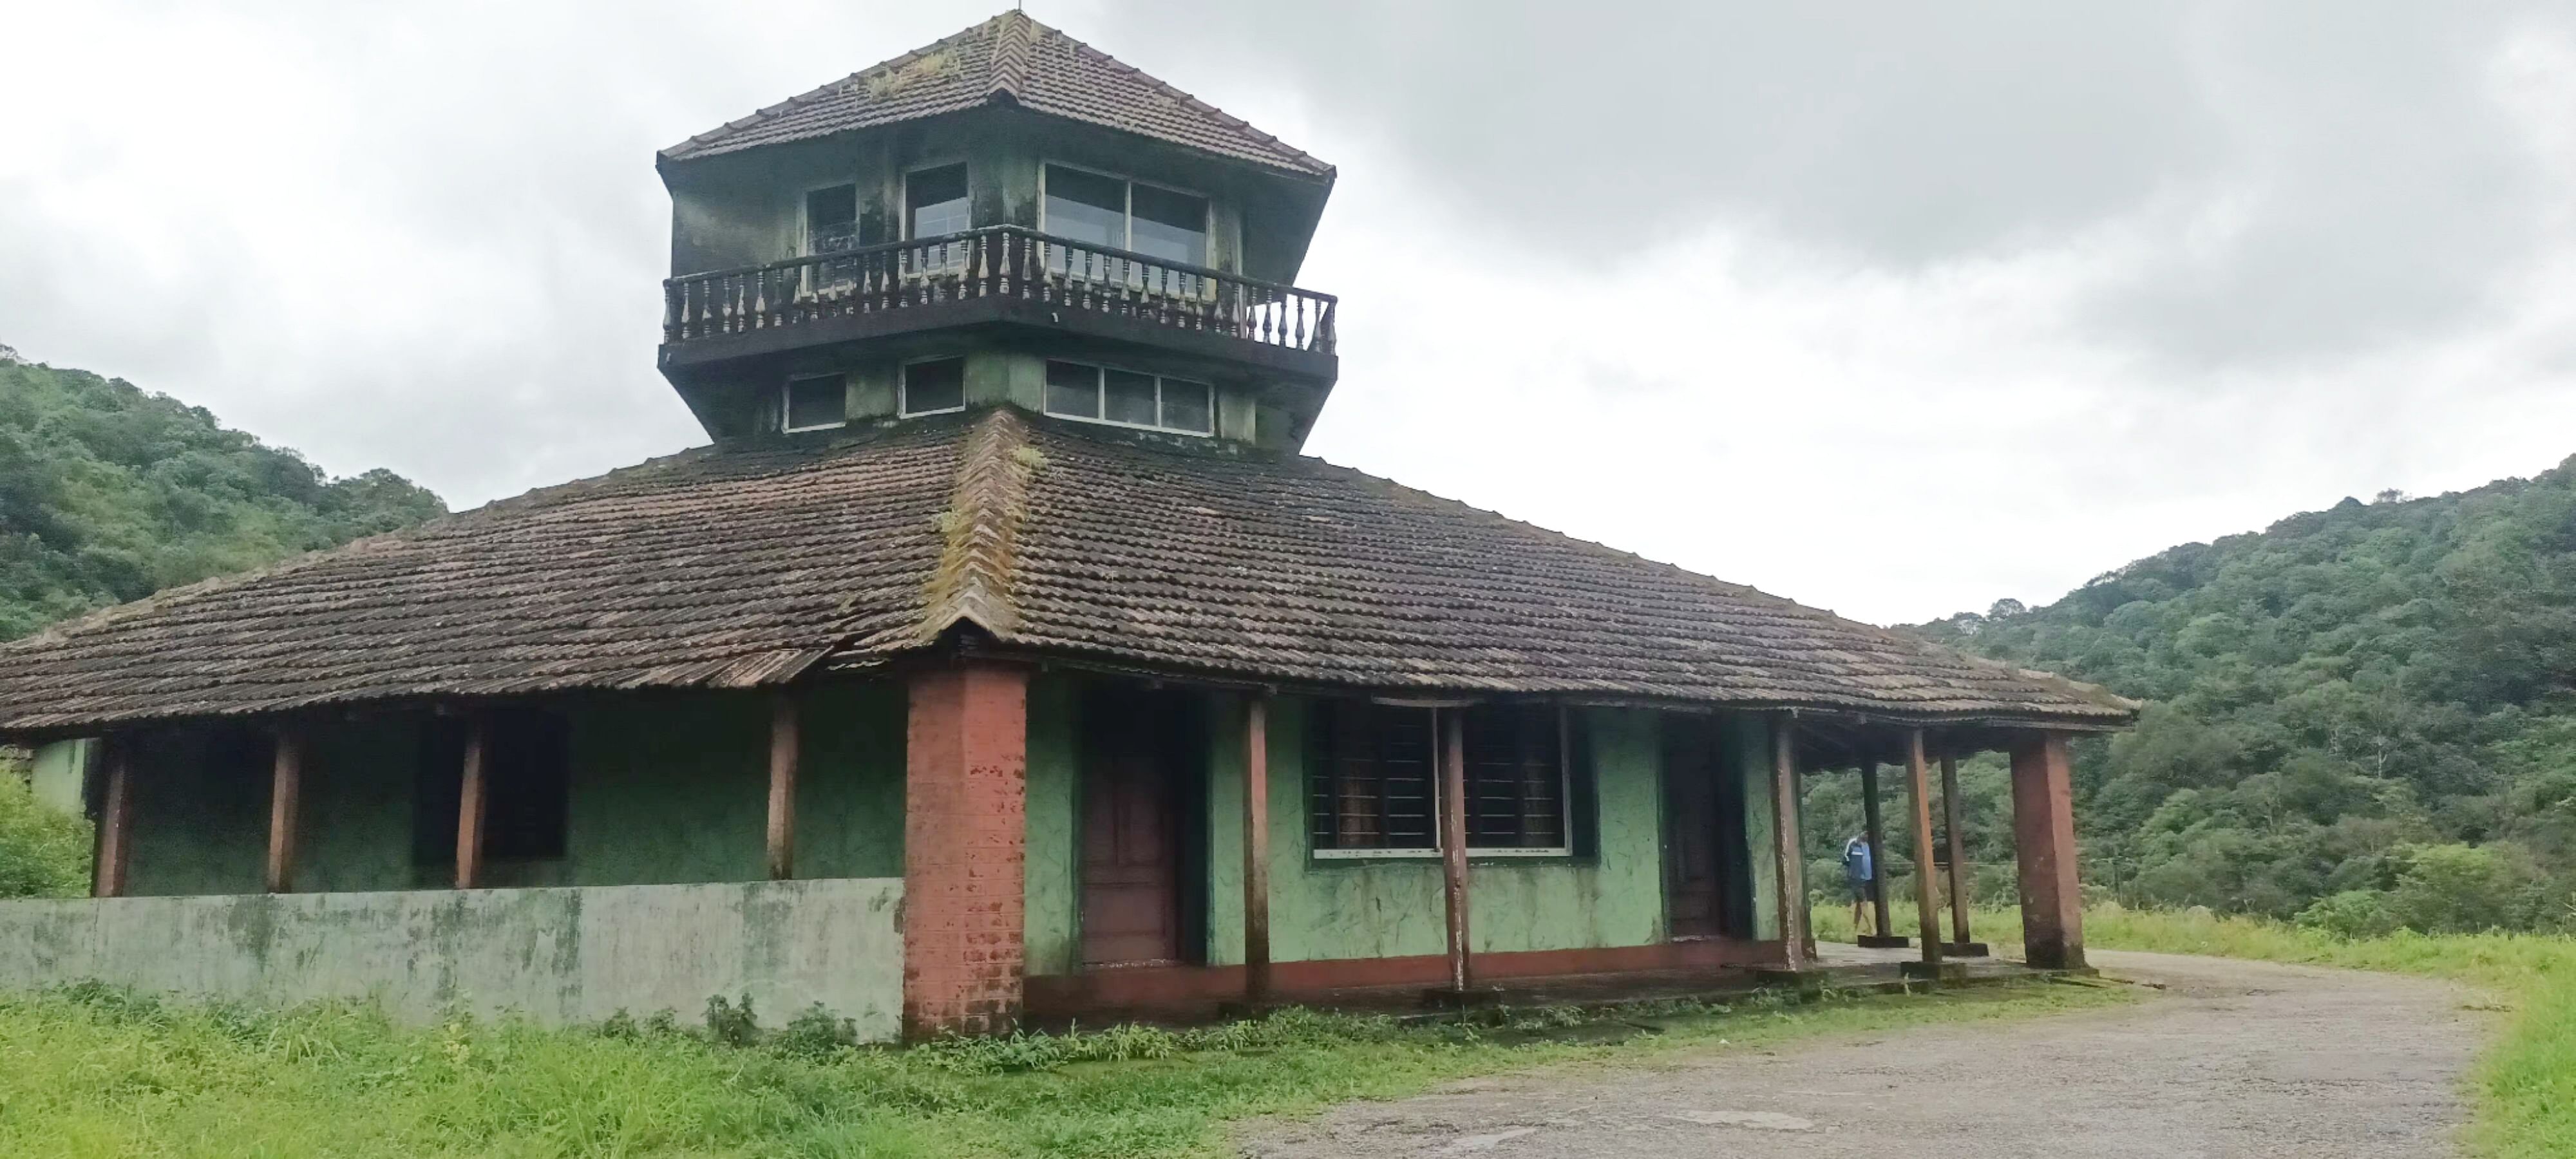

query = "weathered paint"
[1021,675,1083,975]
[0,878,903,1035]
[115,684,905,898]
[1200,695,1667,967]
[1728,711,1782,941]
[28,738,88,814]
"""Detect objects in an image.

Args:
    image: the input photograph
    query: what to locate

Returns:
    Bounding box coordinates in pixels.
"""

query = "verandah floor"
[1029,943,2071,1030]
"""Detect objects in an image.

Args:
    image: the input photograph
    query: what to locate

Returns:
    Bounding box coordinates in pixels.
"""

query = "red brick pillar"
[2009,732,2085,970]
[904,661,1029,1039]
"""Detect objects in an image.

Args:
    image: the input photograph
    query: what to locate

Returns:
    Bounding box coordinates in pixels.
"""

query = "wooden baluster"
[1294,296,1309,350]
[751,270,768,330]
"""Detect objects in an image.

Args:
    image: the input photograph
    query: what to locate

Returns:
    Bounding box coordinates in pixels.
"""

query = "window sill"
[1309,847,1577,863]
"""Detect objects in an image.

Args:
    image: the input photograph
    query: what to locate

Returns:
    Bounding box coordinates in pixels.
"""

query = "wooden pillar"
[264,726,304,894]
[92,735,133,899]
[2009,732,2086,970]
[1905,730,1944,966]
[1941,753,1974,948]
[1242,695,1273,1004]
[1439,707,1473,992]
[1859,758,1895,941]
[453,715,489,890]
[1771,713,1808,970]
[766,692,799,881]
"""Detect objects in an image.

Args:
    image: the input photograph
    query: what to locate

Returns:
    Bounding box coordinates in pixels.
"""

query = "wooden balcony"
[659,225,1338,379]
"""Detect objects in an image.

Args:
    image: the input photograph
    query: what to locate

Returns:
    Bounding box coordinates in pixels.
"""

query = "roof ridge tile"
[917,408,1036,643]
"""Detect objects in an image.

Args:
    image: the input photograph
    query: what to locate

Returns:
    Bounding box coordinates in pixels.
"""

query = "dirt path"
[1244,952,2490,1158]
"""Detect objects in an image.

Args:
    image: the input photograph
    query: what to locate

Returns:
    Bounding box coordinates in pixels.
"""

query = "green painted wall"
[118,684,905,898]
[1199,695,1668,967]
[1727,711,1783,941]
[1021,675,1083,975]
[0,878,904,1035]
[28,739,90,815]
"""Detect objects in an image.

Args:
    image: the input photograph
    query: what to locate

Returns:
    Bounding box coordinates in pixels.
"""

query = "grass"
[0,978,2127,1158]
[1812,898,2574,1159]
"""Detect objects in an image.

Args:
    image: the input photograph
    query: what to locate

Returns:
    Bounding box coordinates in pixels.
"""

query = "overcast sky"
[5,1,2573,625]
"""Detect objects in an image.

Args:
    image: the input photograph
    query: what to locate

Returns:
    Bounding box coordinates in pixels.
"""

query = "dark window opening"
[413,709,571,866]
[905,164,971,240]
[806,184,858,252]
[784,374,846,431]
[902,358,966,416]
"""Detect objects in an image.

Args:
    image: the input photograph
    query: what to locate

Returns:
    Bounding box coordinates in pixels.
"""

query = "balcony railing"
[663,225,1336,356]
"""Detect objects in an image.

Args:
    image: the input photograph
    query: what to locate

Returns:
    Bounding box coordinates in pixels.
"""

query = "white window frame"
[781,373,848,433]
[1309,704,1577,861]
[1036,160,1213,264]
[1039,359,1214,437]
[898,357,968,418]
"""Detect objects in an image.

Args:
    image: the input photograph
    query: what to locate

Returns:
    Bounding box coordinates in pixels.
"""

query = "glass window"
[1042,164,1126,249]
[784,374,846,431]
[1159,379,1213,434]
[1309,701,1438,853]
[806,184,858,252]
[1309,702,1573,855]
[902,358,965,416]
[1044,359,1100,419]
[1103,368,1158,426]
[1129,182,1208,267]
[905,164,970,240]
[1040,361,1216,436]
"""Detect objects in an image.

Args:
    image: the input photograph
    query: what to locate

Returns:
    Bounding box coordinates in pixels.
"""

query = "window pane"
[1043,360,1099,419]
[1104,368,1157,426]
[1159,378,1212,434]
[902,359,965,415]
[906,164,971,240]
[806,184,858,251]
[1129,183,1208,267]
[785,374,846,430]
[1309,701,1438,851]
[1463,706,1566,849]
[1043,165,1126,248]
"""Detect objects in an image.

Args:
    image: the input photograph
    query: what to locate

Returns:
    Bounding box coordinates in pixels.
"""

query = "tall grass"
[0,977,2122,1158]
[1814,899,2573,1159]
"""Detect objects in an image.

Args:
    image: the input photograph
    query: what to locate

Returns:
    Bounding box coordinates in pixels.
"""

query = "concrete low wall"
[0,877,904,1039]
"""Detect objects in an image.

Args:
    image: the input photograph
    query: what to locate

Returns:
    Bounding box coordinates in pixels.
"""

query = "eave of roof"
[0,409,2139,737]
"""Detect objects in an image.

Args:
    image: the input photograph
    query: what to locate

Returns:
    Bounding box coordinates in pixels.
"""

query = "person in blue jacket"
[1842,833,1875,932]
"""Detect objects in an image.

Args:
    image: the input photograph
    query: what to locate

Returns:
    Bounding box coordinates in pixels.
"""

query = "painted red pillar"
[2009,732,2086,970]
[903,661,1030,1039]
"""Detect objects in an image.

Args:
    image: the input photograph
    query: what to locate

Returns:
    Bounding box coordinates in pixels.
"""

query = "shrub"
[2294,889,2398,939]
[2387,843,2541,934]
[0,767,90,898]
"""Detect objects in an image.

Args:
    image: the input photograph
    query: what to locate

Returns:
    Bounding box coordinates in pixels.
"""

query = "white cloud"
[3,1,2571,625]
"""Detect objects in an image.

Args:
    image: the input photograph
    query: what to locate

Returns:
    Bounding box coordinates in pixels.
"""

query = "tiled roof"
[0,410,2134,733]
[661,12,1332,178]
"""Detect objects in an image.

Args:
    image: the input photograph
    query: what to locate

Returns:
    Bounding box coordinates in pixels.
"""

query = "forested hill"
[0,350,446,640]
[1913,457,2576,930]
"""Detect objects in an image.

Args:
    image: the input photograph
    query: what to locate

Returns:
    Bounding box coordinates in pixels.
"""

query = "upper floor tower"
[655,13,1338,450]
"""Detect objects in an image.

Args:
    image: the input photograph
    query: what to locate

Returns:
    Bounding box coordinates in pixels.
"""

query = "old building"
[0,13,2132,1041]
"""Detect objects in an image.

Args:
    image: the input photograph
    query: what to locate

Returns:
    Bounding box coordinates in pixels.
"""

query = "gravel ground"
[1243,951,2490,1158]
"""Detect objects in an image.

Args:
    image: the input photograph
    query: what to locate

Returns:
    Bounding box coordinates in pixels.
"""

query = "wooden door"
[1663,723,1725,940]
[1080,692,1187,968]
